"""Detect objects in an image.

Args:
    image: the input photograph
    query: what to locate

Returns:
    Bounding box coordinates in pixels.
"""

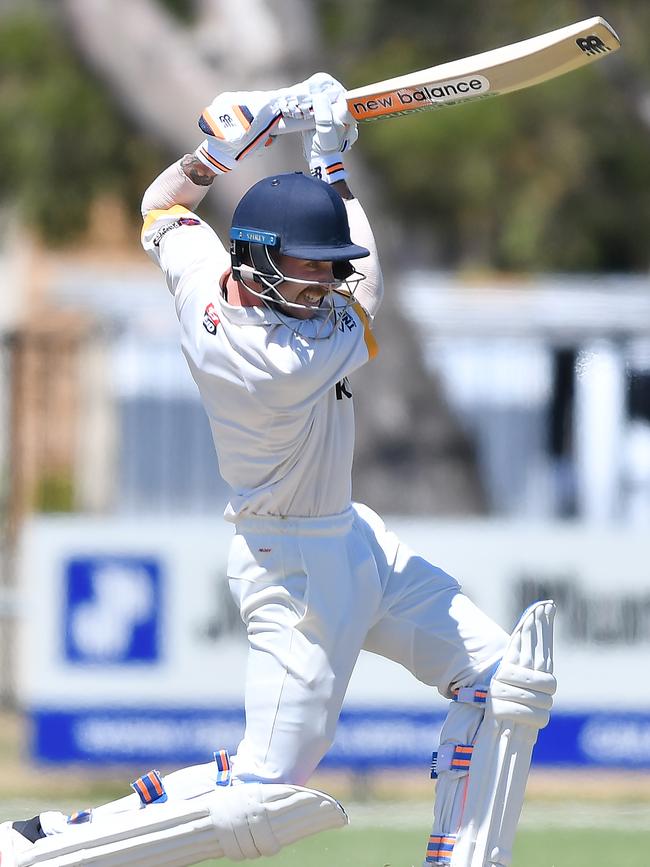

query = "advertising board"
[18,517,650,768]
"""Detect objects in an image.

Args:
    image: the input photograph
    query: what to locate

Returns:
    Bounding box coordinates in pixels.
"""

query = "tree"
[0,9,162,245]
[317,0,650,271]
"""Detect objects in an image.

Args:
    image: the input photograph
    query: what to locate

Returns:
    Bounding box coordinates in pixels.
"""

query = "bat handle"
[274,115,316,135]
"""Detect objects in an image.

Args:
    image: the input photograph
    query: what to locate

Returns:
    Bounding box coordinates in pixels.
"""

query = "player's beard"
[271,283,329,320]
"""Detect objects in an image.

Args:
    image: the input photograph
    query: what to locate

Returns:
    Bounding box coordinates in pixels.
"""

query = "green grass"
[515,829,649,867]
[199,825,650,867]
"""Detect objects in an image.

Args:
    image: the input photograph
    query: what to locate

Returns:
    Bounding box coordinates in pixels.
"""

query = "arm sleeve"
[344,198,384,317]
[141,159,211,216]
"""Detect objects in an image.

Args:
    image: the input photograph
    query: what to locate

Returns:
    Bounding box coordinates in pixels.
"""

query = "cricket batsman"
[1,73,556,866]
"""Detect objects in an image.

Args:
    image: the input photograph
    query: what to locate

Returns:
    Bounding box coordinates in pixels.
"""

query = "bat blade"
[348,17,619,122]
[275,17,619,133]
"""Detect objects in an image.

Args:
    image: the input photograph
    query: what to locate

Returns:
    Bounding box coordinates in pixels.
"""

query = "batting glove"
[274,72,345,121]
[301,75,357,184]
[195,89,286,176]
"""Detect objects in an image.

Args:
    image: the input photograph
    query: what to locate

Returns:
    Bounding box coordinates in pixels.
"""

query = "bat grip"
[274,115,316,135]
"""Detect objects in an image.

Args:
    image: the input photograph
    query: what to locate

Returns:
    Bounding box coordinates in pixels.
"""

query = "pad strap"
[430,743,474,779]
[67,810,92,826]
[131,770,168,805]
[213,749,232,787]
[452,685,488,705]
[425,833,456,864]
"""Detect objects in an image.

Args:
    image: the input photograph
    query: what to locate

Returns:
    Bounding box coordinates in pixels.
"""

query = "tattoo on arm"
[180,154,216,186]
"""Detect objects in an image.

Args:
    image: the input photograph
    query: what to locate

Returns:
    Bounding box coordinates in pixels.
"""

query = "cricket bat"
[277,17,619,131]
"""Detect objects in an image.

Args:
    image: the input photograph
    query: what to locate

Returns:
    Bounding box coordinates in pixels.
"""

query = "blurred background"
[0,1,649,865]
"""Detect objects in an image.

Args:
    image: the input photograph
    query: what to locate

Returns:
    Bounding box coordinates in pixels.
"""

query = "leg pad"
[425,600,557,867]
[13,784,347,867]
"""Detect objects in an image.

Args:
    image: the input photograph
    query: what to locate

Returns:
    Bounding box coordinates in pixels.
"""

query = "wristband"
[309,151,347,185]
[194,139,235,177]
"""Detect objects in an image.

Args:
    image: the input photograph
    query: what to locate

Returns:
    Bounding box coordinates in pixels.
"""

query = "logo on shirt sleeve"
[203,302,221,334]
[152,216,201,246]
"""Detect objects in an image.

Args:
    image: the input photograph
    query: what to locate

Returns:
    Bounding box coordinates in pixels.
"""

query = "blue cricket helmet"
[230,172,370,264]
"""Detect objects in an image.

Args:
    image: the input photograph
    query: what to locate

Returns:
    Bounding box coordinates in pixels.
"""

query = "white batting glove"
[274,80,314,122]
[301,75,357,184]
[195,89,285,175]
[275,72,345,122]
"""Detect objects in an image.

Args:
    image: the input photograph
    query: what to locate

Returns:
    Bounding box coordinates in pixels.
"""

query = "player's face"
[273,254,338,320]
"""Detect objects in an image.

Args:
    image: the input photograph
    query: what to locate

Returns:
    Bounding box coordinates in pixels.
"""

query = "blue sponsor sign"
[64,556,162,664]
[29,708,650,770]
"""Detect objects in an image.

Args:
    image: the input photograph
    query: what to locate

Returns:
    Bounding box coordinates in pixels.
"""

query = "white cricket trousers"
[227,503,508,785]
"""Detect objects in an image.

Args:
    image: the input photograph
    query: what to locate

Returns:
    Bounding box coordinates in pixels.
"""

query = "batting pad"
[426,600,556,867]
[13,784,348,867]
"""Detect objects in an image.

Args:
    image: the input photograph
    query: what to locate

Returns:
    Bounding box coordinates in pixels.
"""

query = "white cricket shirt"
[142,202,379,520]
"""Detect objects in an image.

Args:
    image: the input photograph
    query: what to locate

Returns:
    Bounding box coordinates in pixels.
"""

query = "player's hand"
[275,72,347,124]
[300,74,357,185]
[273,78,316,122]
[194,89,286,176]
